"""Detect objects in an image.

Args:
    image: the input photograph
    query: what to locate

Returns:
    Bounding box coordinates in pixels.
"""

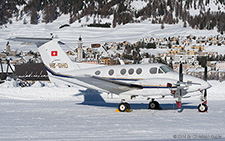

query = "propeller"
[203,66,207,105]
[176,63,183,108]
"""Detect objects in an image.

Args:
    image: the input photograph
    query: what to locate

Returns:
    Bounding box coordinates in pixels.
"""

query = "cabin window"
[120,69,126,75]
[95,70,101,75]
[108,69,114,76]
[149,67,157,74]
[128,68,134,75]
[136,68,142,75]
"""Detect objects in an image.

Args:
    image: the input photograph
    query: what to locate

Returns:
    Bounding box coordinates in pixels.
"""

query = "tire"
[198,103,208,112]
[149,101,160,109]
[118,103,128,112]
[124,102,130,109]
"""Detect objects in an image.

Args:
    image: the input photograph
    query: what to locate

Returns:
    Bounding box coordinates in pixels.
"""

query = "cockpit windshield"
[160,66,173,73]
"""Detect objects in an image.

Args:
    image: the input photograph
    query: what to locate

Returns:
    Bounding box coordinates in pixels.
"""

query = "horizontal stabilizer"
[8,37,52,47]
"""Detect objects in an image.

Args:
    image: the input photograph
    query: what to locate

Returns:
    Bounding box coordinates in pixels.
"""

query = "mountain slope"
[0,0,224,33]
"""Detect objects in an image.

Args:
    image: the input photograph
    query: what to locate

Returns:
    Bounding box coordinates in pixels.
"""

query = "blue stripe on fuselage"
[44,65,73,78]
[108,78,139,81]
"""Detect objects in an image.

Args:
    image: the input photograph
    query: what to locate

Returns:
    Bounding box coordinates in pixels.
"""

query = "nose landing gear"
[198,103,208,112]
[198,89,208,113]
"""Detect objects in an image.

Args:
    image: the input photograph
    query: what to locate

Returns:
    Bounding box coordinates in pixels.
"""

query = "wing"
[74,75,143,94]
[45,65,143,94]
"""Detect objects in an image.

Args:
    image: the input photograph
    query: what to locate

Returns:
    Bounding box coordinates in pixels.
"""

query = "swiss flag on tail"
[51,51,58,56]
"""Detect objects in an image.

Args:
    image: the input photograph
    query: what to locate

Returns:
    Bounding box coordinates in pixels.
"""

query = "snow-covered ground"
[0,80,224,140]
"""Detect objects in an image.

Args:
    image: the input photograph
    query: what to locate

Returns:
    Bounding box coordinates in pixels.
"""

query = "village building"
[91,43,101,48]
[77,36,84,61]
[216,61,225,70]
[100,57,119,65]
[191,45,204,51]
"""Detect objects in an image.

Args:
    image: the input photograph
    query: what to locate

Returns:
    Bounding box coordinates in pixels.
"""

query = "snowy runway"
[0,95,224,140]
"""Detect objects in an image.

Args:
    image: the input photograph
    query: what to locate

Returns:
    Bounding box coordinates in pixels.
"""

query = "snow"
[130,0,148,11]
[0,80,225,140]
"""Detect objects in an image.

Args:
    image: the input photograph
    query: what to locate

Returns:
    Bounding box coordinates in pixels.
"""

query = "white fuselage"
[47,63,211,99]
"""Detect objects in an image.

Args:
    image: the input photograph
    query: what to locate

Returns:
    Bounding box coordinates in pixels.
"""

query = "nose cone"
[200,80,212,90]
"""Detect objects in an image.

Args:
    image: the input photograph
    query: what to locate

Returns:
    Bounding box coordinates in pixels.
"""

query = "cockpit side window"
[158,68,163,74]
[160,66,173,73]
[149,67,157,74]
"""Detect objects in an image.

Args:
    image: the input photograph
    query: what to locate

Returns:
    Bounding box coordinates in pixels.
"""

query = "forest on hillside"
[0,0,224,34]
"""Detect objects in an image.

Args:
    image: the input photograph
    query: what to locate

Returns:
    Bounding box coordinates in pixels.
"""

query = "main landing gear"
[118,102,131,112]
[117,99,161,112]
[149,99,161,110]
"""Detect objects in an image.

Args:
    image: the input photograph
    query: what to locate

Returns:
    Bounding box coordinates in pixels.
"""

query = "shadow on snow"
[75,89,197,110]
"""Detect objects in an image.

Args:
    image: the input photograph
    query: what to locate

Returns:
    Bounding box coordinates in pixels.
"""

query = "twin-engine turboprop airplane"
[10,38,211,112]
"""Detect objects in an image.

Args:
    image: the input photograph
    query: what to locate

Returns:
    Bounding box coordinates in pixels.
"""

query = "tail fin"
[38,39,80,73]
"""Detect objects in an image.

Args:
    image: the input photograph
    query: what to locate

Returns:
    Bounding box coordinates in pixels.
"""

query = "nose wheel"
[198,103,208,112]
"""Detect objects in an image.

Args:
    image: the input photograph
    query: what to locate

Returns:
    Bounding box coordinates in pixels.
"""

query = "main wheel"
[149,101,160,109]
[198,103,208,112]
[124,102,130,109]
[118,103,129,112]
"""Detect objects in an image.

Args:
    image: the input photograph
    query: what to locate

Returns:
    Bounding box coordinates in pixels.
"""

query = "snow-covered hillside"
[0,17,223,54]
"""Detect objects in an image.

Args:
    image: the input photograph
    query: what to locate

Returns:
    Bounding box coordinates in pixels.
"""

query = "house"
[86,48,94,53]
[66,51,74,55]
[172,45,185,51]
[100,57,119,65]
[122,41,131,46]
[168,48,181,55]
[91,43,101,48]
[172,55,199,65]
[198,52,217,56]
[216,61,225,70]
[196,39,207,44]
[191,45,204,51]
[173,63,201,71]
[170,37,179,42]
[185,49,198,55]
[181,39,192,46]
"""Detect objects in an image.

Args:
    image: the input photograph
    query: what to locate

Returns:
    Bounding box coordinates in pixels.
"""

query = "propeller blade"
[203,66,207,104]
[177,63,183,108]
[179,63,183,82]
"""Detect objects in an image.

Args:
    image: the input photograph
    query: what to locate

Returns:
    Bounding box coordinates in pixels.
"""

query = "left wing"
[46,66,143,94]
[73,75,143,94]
